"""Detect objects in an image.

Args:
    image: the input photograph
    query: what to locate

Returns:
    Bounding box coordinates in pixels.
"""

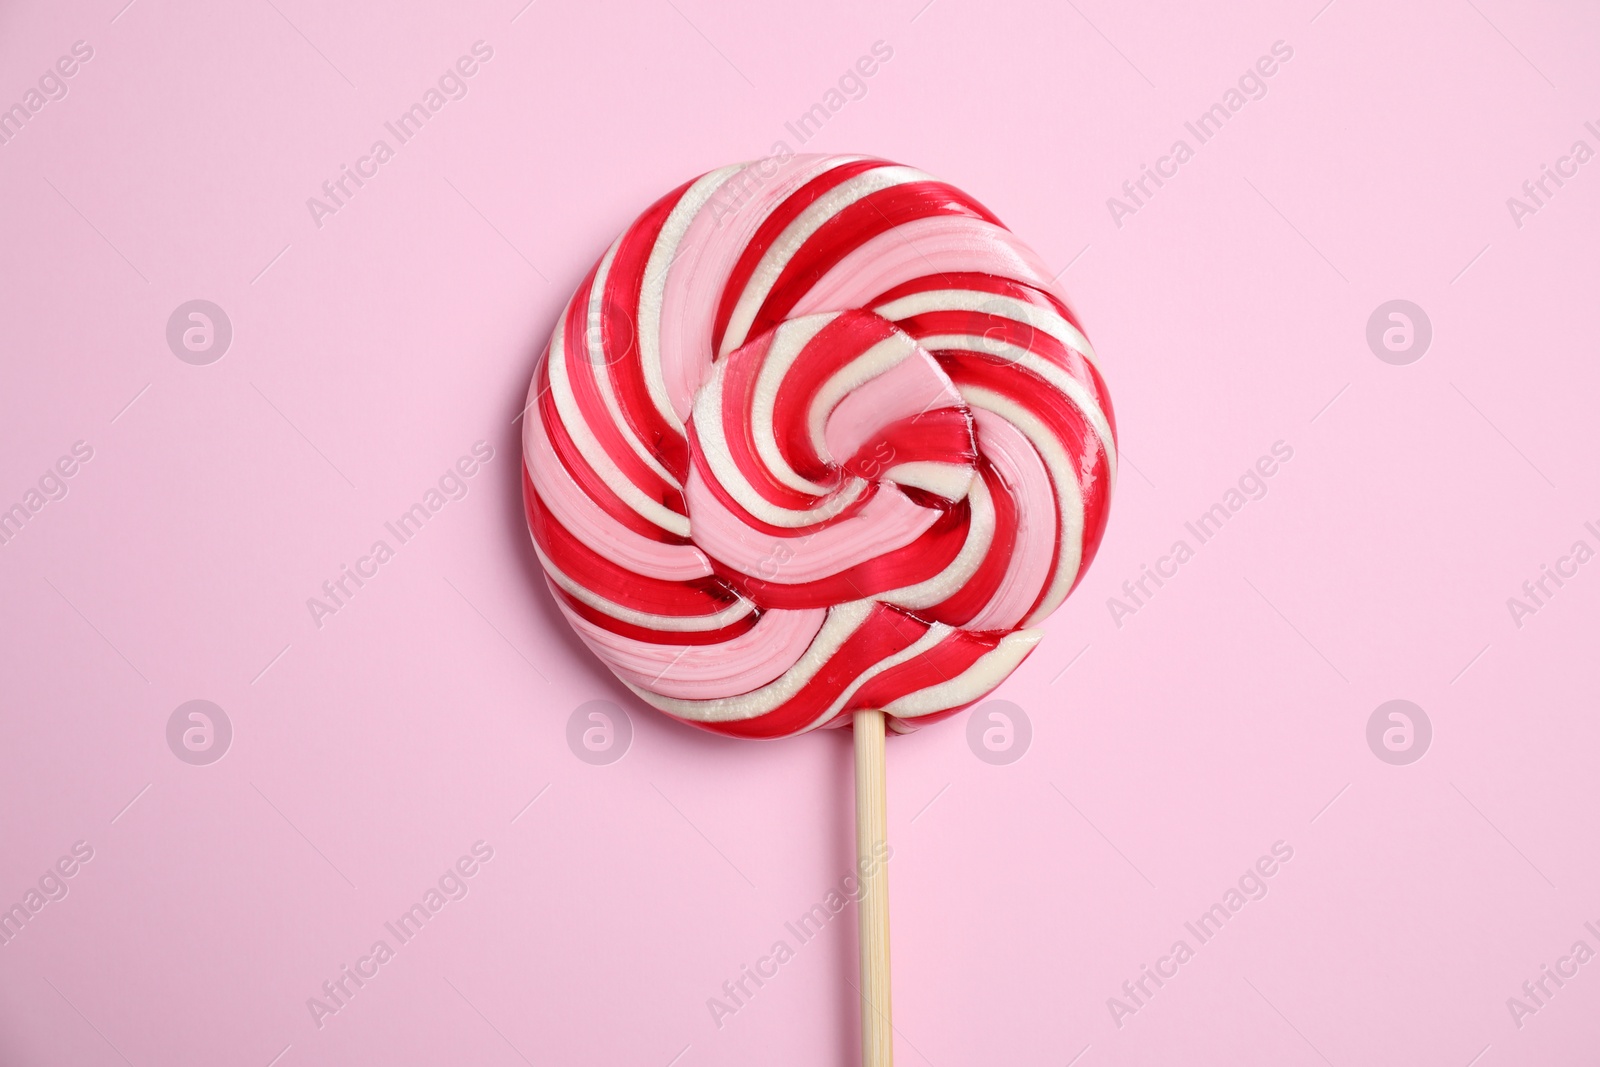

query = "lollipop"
[522,154,1115,1064]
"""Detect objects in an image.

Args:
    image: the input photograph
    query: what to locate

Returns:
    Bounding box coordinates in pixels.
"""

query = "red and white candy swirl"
[522,155,1116,738]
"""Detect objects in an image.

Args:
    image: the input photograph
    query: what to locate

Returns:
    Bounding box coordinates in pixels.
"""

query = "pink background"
[3,0,1599,1063]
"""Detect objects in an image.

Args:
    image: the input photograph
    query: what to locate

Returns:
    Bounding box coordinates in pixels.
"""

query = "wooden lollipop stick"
[853,708,893,1067]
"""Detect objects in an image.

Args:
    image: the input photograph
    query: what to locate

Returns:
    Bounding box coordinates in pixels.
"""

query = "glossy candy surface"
[522,155,1116,738]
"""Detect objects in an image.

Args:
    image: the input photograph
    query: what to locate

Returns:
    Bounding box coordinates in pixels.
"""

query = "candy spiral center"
[685,309,978,610]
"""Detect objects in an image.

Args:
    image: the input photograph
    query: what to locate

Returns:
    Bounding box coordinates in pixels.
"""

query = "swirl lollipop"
[522,154,1115,1064]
